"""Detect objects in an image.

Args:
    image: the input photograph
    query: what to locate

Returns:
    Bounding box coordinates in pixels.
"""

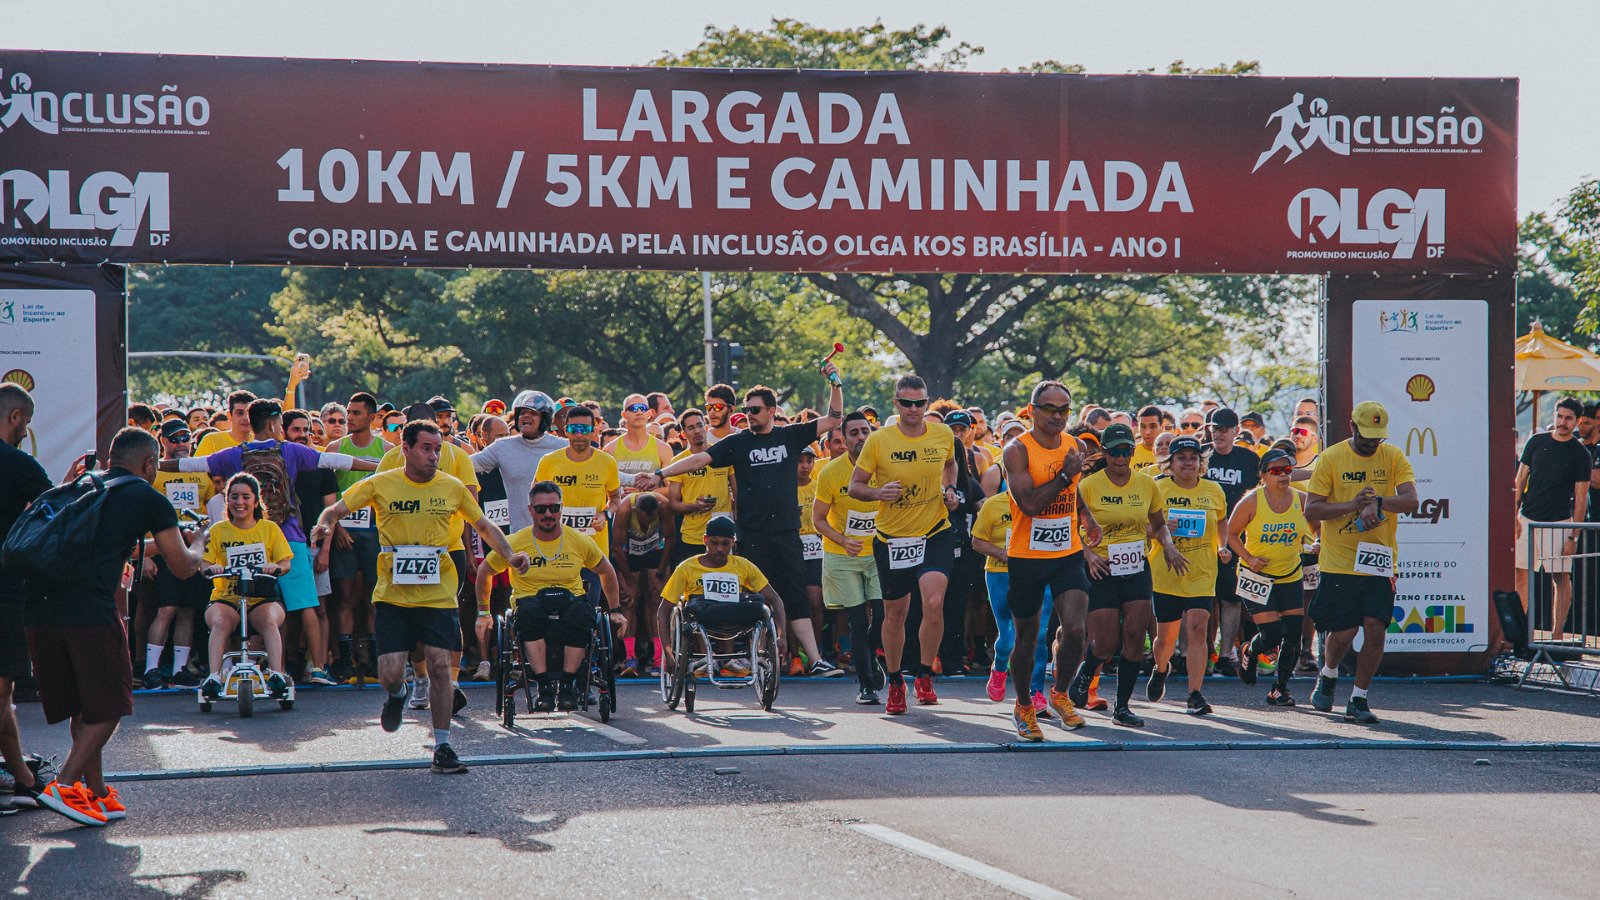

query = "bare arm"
[471,515,522,569]
[758,584,789,651]
[1002,440,1078,517]
[811,366,845,435]
[1303,486,1377,523]
[659,451,713,480]
[150,525,206,580]
[1380,481,1420,517]
[1225,493,1260,568]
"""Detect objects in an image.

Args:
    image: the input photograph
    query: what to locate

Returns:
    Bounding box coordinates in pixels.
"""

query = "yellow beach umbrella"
[1514,322,1600,430]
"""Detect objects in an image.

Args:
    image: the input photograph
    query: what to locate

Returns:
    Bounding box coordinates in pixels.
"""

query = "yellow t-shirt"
[1308,441,1414,577]
[341,469,483,609]
[195,430,242,457]
[1149,476,1227,598]
[666,448,732,547]
[855,421,955,538]
[1240,488,1312,584]
[971,491,1013,574]
[154,470,215,517]
[797,478,818,536]
[660,554,769,605]
[1131,443,1158,468]
[484,525,604,597]
[204,518,293,606]
[534,448,621,548]
[378,440,480,552]
[1078,468,1162,553]
[814,453,877,557]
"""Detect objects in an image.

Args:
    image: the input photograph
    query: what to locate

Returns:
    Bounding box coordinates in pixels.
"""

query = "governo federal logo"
[0,68,210,137]
[1253,93,1484,173]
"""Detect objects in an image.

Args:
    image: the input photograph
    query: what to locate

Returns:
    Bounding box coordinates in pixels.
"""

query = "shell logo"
[1,369,33,391]
[1406,373,1435,402]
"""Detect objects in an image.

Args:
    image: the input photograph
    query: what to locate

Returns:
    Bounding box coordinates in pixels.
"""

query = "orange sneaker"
[83,782,126,821]
[788,656,804,677]
[37,780,107,827]
[1086,674,1109,711]
[1047,689,1087,730]
[1012,701,1044,742]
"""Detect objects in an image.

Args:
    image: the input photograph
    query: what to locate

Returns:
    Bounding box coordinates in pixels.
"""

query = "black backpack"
[1,471,144,584]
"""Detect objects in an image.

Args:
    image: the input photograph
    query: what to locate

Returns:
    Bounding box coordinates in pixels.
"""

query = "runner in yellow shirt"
[791,446,840,677]
[664,408,734,566]
[534,406,623,551]
[1147,435,1230,717]
[478,479,625,712]
[606,393,673,491]
[812,412,883,703]
[194,390,256,456]
[1226,446,1316,706]
[312,421,526,775]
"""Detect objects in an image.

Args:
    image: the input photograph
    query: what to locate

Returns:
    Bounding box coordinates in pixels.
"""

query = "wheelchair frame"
[658,599,780,713]
[494,599,616,728]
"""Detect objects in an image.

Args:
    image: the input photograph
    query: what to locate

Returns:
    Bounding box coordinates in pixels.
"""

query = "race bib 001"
[1236,567,1275,606]
[700,572,741,603]
[886,536,926,570]
[1302,564,1321,591]
[844,510,878,537]
[1107,540,1145,577]
[483,499,511,530]
[800,533,824,561]
[339,506,373,530]
[1028,516,1075,553]
[164,480,200,511]
[392,545,443,585]
[1167,508,1207,539]
[561,506,598,534]
[1352,542,1394,578]
[226,542,267,570]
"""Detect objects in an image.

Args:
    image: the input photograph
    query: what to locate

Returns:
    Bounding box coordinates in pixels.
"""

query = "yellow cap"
[1351,400,1389,439]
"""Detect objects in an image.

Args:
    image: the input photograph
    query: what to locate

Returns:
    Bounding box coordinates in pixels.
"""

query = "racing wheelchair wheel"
[755,615,781,711]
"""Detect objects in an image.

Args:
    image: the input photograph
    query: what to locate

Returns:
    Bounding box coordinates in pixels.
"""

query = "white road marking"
[572,716,648,745]
[847,822,1078,899]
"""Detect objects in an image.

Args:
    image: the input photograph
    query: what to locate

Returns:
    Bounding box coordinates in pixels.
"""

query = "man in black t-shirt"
[0,384,53,812]
[1203,408,1262,675]
[1515,397,1593,641]
[26,427,207,826]
[654,373,843,672]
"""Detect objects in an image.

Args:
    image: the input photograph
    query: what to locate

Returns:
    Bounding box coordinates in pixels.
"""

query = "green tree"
[1518,210,1588,347]
[126,265,287,400]
[1560,179,1600,337]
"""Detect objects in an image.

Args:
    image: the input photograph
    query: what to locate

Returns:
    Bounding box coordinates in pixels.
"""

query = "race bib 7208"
[1352,542,1394,577]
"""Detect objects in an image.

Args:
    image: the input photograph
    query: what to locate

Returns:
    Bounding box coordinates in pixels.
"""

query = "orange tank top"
[1006,431,1082,560]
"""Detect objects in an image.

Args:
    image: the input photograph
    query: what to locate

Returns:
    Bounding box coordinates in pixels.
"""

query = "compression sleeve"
[317,452,356,471]
[177,457,210,473]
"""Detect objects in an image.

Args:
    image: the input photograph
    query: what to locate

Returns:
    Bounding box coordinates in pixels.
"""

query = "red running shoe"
[913,674,938,705]
[886,681,908,715]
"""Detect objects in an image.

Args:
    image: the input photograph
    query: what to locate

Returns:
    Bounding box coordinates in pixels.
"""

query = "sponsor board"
[0,288,97,478]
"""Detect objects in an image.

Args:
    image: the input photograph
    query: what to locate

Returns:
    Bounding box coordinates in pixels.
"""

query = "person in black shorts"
[1202,408,1260,677]
[1226,447,1316,705]
[0,384,54,812]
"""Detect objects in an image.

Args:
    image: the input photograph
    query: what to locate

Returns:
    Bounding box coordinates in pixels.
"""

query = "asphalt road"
[5,676,1598,897]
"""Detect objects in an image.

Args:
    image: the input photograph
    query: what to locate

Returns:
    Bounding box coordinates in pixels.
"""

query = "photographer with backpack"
[0,384,52,814]
[6,426,208,826]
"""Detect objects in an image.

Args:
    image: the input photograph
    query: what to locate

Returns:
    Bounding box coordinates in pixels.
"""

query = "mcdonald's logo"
[1405,426,1438,456]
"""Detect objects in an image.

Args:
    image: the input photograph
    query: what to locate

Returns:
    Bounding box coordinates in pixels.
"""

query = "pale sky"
[10,0,1597,217]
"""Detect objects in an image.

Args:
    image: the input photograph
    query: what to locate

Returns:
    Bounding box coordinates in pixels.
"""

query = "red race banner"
[0,51,1517,274]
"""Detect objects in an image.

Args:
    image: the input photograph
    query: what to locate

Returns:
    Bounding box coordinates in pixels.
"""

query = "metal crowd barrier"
[1517,521,1600,693]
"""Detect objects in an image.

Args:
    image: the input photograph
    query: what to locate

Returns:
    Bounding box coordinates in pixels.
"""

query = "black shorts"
[514,590,593,648]
[153,558,211,610]
[26,623,134,725]
[740,529,810,622]
[330,527,381,584]
[670,539,704,568]
[1087,564,1153,612]
[0,603,29,680]
[873,527,959,602]
[374,602,463,656]
[1153,592,1214,624]
[804,557,822,589]
[626,551,663,572]
[1309,572,1395,632]
[1007,552,1091,619]
[1214,557,1240,605]
[1246,580,1306,615]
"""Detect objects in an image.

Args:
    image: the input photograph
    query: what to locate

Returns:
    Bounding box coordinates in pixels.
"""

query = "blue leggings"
[985,571,1053,695]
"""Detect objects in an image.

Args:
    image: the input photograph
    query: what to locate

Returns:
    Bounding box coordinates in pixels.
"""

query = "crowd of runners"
[0,361,1421,825]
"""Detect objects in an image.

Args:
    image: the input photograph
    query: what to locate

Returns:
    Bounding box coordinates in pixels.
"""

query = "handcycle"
[198,566,295,717]
[660,593,780,713]
[494,587,616,728]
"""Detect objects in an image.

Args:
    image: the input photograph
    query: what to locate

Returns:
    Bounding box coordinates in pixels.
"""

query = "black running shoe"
[381,692,406,732]
[1112,707,1145,728]
[1145,667,1168,702]
[141,667,166,690]
[452,685,468,716]
[1310,675,1337,712]
[1344,696,1379,724]
[1266,686,1297,706]
[1067,666,1093,709]
[855,688,880,706]
[1214,657,1238,678]
[534,681,556,713]
[431,742,468,774]
[201,676,223,700]
[1185,691,1212,716]
[1240,650,1259,686]
[556,682,577,712]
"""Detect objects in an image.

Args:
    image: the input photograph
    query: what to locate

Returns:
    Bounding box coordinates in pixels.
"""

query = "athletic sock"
[1275,617,1302,689]
[337,634,354,663]
[917,663,933,678]
[624,636,636,659]
[1320,665,1339,680]
[389,686,407,700]
[1116,657,1140,709]
[433,728,450,748]
[1351,686,1368,700]
[145,643,164,670]
[888,669,905,686]
[173,646,191,671]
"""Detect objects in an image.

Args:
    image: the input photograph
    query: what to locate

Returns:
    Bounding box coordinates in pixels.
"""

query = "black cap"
[1240,411,1265,427]
[1209,407,1240,429]
[800,445,817,457]
[427,396,454,413]
[1169,435,1204,456]
[1260,447,1294,470]
[1100,423,1135,449]
[401,402,435,422]
[158,419,192,441]
[705,515,737,539]
[944,410,972,428]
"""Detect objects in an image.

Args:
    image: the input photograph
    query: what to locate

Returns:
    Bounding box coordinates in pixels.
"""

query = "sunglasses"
[1265,465,1294,476]
[895,397,929,408]
[565,423,594,435]
[1033,403,1071,416]
[705,402,729,412]
[1291,427,1312,437]
[531,503,561,514]
[624,403,649,413]
[742,405,769,416]
[384,422,402,432]
[1180,422,1202,430]
[1105,445,1134,457]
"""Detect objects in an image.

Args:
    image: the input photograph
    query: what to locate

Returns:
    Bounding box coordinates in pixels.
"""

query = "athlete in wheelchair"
[476,481,626,721]
[657,515,788,712]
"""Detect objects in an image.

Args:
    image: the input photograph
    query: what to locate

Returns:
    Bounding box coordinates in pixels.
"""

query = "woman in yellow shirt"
[1226,447,1317,706]
[198,473,294,700]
